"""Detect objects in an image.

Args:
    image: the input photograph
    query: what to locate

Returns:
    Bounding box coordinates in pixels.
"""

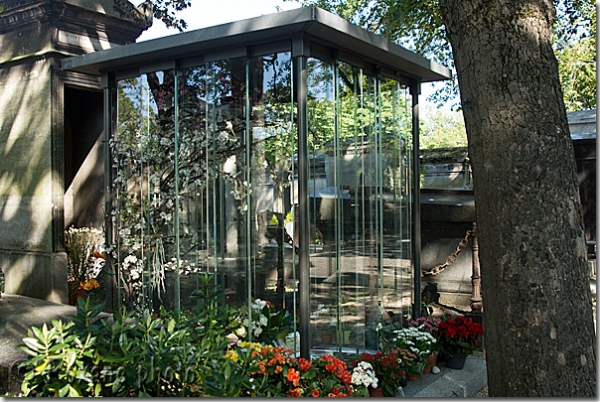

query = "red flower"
[437,316,484,354]
[298,357,312,372]
[311,389,320,397]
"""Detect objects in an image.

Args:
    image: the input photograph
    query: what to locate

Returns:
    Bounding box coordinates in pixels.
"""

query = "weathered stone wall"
[0,56,68,301]
[0,60,53,252]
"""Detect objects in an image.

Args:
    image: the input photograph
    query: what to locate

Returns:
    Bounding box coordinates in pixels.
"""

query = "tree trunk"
[438,0,596,396]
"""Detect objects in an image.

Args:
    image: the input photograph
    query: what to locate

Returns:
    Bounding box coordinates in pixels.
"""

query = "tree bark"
[438,0,596,396]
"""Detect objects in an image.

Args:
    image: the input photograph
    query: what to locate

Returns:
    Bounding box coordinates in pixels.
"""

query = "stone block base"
[0,250,68,304]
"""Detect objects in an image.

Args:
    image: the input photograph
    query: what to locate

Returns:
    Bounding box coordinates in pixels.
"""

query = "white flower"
[235,326,247,338]
[259,315,268,327]
[351,362,379,388]
[124,255,138,265]
[226,333,239,345]
[128,267,142,280]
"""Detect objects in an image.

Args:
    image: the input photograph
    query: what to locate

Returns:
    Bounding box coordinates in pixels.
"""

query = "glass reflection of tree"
[250,53,294,310]
[112,63,248,313]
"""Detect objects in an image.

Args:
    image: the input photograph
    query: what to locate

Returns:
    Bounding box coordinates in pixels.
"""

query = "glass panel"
[113,70,177,313]
[177,59,249,311]
[304,59,414,355]
[247,52,297,344]
[335,64,376,353]
[306,58,336,353]
[377,77,413,330]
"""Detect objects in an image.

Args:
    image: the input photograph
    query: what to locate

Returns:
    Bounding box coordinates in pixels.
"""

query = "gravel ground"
[474,385,488,397]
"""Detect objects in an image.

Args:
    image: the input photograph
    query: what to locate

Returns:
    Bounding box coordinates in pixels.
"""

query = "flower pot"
[369,387,385,397]
[446,352,468,370]
[399,377,408,388]
[321,334,334,344]
[68,289,88,306]
[422,351,439,374]
[407,374,420,381]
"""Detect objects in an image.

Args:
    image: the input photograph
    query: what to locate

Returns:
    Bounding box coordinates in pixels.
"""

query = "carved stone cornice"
[0,1,151,38]
[0,0,152,63]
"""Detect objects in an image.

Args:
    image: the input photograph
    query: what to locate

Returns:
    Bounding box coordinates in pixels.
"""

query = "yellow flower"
[240,341,264,353]
[224,349,239,362]
[79,279,99,291]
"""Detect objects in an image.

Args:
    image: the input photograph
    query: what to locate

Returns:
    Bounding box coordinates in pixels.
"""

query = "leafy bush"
[17,274,261,397]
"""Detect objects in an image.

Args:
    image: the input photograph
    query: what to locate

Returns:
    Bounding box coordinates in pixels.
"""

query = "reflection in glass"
[111,52,412,355]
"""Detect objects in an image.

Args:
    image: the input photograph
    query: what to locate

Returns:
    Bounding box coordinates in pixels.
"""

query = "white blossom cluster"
[234,298,270,339]
[351,361,379,389]
[393,327,437,358]
[64,226,105,282]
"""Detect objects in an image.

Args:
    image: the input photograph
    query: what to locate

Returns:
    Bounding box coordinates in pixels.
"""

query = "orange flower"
[311,389,320,397]
[274,365,283,374]
[337,370,352,385]
[92,250,106,259]
[287,387,302,397]
[286,368,300,386]
[298,357,312,372]
[79,279,99,290]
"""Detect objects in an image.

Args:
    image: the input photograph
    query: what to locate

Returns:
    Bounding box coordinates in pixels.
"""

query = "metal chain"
[421,229,472,277]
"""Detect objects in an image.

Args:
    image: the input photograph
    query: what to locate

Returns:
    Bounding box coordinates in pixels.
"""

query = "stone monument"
[0,0,151,302]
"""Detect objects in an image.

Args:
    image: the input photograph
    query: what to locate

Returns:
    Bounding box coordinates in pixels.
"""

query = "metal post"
[173,71,181,314]
[470,222,483,313]
[293,37,311,359]
[102,72,115,312]
[410,80,421,318]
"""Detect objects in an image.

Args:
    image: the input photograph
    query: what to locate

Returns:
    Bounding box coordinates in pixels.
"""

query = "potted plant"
[355,350,407,396]
[64,227,105,305]
[408,316,442,373]
[392,327,437,379]
[350,361,379,397]
[397,348,422,381]
[311,304,337,344]
[436,315,484,369]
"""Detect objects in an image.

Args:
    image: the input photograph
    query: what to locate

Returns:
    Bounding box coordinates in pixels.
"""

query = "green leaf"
[68,385,82,397]
[48,343,68,353]
[64,350,77,370]
[21,337,44,351]
[58,384,70,397]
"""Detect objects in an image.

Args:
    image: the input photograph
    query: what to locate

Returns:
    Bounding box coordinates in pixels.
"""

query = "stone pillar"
[470,221,483,313]
[0,0,151,303]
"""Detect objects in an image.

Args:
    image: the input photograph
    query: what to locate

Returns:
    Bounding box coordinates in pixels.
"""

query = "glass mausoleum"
[63,6,450,357]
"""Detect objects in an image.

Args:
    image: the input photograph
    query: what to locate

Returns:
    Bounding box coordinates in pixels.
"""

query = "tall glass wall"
[110,51,413,354]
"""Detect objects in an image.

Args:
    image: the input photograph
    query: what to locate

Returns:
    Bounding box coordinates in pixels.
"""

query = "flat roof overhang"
[62,6,451,83]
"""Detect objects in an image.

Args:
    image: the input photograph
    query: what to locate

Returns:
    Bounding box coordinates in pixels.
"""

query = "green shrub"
[17,273,263,397]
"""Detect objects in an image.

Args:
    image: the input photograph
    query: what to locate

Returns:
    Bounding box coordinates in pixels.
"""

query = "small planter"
[407,374,420,381]
[68,289,88,306]
[422,351,439,374]
[446,352,468,370]
[321,334,334,344]
[369,387,385,397]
